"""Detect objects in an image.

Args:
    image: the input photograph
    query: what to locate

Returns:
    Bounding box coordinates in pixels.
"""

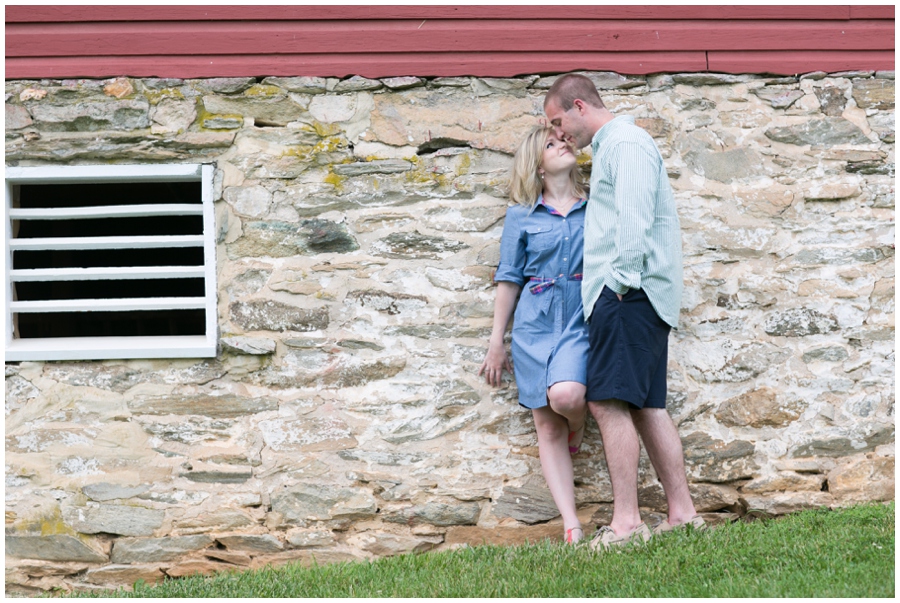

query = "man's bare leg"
[589,399,643,535]
[631,407,697,525]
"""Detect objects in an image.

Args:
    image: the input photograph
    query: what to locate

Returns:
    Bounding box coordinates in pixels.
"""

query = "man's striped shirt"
[582,115,683,328]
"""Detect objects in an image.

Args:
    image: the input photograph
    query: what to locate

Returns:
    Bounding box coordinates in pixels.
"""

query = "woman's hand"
[480,281,520,388]
[479,340,512,387]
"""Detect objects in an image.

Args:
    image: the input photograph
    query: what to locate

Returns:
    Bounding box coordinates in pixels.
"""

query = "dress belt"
[528,273,583,295]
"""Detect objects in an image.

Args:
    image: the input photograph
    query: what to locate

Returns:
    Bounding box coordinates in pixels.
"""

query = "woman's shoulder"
[504,203,533,220]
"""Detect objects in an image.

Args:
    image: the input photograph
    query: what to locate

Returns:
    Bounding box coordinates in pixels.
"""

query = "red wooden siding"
[6,5,895,79]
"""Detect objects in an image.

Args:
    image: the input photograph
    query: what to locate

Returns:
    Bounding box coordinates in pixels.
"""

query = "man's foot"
[652,514,707,535]
[589,523,651,551]
[564,527,584,545]
[567,423,585,454]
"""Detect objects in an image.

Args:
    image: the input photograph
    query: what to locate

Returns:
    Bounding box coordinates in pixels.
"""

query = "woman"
[479,126,590,545]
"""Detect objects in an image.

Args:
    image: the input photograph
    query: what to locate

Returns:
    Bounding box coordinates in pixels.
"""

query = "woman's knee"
[548,382,586,415]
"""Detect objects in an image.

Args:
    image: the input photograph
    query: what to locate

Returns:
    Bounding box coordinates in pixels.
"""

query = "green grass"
[69,502,894,598]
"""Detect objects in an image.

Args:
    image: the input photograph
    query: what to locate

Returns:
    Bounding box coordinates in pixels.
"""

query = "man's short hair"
[544,73,605,111]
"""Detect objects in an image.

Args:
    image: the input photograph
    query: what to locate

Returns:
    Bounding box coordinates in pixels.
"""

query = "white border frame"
[4,164,217,361]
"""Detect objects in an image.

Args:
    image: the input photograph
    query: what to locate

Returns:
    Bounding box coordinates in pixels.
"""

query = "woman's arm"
[478,281,521,387]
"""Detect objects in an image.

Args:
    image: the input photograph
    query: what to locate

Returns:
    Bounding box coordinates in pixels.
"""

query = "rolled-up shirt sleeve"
[604,141,658,295]
[494,207,526,286]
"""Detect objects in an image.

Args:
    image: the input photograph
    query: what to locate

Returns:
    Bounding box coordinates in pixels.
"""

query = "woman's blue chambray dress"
[494,196,590,409]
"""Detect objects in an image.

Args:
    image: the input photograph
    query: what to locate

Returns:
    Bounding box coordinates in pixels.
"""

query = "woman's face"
[540,134,577,176]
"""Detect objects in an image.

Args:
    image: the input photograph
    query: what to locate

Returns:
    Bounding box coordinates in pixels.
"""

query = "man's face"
[545,98,591,149]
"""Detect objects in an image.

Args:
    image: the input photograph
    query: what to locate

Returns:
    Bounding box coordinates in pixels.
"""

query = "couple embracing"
[479,74,704,549]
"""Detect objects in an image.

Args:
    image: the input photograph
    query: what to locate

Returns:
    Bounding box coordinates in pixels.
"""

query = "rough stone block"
[192,78,256,94]
[333,75,382,92]
[110,535,213,563]
[174,510,256,533]
[6,104,32,129]
[28,99,150,131]
[827,455,894,504]
[351,532,440,556]
[813,86,847,116]
[84,564,165,587]
[852,78,894,110]
[753,86,805,109]
[220,336,277,355]
[682,432,757,482]
[382,501,481,527]
[228,219,358,258]
[271,484,377,525]
[741,492,834,515]
[128,394,278,418]
[370,232,469,259]
[742,472,826,494]
[346,289,428,315]
[258,417,357,452]
[180,469,253,484]
[262,76,327,93]
[764,118,870,145]
[764,308,839,337]
[333,159,412,176]
[223,185,273,217]
[6,535,107,563]
[202,94,304,127]
[62,504,164,537]
[82,483,151,502]
[381,76,425,90]
[229,300,329,332]
[216,534,284,553]
[715,388,805,428]
[672,73,752,86]
[802,346,850,363]
[287,528,336,548]
[791,425,894,458]
[492,483,560,524]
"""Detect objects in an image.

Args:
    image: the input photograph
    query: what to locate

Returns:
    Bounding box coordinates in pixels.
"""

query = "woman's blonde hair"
[508,126,586,207]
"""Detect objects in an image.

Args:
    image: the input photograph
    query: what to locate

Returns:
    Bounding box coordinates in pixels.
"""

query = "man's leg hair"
[631,407,698,525]
[589,399,644,535]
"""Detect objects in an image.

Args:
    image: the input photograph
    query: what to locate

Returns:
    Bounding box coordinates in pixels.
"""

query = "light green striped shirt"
[582,115,683,328]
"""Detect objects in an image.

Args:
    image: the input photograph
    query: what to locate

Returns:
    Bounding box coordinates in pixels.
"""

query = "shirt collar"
[530,195,587,216]
[591,114,635,154]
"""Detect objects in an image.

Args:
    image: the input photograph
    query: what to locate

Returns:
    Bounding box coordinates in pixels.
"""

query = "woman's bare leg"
[533,403,582,542]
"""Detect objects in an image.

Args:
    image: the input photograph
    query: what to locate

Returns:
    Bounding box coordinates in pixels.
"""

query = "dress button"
[563,258,567,261]
[565,237,569,241]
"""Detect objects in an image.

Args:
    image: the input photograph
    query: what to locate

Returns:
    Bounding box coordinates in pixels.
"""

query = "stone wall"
[5,70,894,594]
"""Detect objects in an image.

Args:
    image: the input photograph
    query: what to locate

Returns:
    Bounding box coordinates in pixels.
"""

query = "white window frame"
[5,164,217,361]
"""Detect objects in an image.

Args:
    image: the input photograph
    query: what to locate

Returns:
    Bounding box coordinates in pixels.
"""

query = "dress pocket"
[525,226,554,253]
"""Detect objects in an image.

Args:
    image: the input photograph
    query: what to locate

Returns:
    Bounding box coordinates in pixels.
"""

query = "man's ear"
[572,99,587,115]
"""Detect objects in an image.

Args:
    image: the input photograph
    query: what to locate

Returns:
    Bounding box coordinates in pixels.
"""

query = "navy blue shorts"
[586,287,670,409]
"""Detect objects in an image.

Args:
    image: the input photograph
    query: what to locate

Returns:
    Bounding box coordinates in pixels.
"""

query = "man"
[544,73,703,550]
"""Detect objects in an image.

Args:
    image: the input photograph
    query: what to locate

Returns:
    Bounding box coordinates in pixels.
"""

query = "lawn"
[69,502,894,598]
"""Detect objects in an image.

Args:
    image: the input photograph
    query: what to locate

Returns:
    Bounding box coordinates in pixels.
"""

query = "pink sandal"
[565,527,584,545]
[567,424,585,454]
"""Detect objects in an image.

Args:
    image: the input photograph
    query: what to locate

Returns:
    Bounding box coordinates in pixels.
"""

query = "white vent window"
[5,164,217,361]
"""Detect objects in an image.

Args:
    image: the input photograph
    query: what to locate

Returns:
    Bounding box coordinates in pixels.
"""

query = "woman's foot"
[567,422,585,454]
[564,526,584,545]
